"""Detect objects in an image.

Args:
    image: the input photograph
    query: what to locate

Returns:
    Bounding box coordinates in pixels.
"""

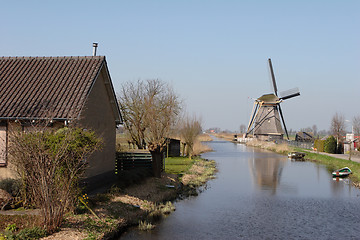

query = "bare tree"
[353,115,360,136]
[330,112,346,141]
[312,124,318,136]
[144,79,181,177]
[118,80,147,149]
[240,124,246,134]
[180,114,202,159]
[119,79,181,177]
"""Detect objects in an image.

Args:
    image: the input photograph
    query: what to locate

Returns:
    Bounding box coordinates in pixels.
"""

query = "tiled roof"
[0,56,105,120]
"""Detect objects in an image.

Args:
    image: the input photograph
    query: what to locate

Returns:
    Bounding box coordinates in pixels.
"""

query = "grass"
[165,157,194,174]
[183,159,217,186]
[138,221,155,231]
[296,148,360,184]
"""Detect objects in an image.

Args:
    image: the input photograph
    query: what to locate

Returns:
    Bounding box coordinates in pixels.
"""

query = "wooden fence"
[115,152,152,174]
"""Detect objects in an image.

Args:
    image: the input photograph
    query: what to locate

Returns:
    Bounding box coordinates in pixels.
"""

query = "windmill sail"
[268,58,278,96]
[280,87,300,100]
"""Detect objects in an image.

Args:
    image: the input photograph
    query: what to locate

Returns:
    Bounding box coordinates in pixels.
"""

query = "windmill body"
[245,59,300,140]
[252,94,284,140]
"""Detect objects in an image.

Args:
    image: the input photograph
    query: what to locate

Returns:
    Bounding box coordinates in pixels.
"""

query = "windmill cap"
[257,94,280,103]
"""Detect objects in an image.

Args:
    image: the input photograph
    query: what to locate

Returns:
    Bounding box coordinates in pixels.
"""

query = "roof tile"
[0,56,104,120]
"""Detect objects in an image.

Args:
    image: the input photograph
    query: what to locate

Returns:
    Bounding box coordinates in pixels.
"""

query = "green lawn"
[165,157,194,175]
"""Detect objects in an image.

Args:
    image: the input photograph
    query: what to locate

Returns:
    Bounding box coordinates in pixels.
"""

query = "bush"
[324,136,337,153]
[16,227,47,240]
[9,126,102,233]
[0,179,21,197]
[314,139,325,152]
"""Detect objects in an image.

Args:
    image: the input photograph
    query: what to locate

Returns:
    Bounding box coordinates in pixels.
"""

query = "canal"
[121,139,360,239]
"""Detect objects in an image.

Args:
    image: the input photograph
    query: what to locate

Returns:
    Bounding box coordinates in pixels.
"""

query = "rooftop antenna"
[92,42,98,56]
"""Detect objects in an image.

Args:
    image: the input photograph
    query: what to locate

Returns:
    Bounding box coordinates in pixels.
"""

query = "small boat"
[332,167,352,178]
[288,152,306,159]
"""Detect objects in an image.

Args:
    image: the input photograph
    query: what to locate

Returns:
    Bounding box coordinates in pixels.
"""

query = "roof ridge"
[0,56,105,60]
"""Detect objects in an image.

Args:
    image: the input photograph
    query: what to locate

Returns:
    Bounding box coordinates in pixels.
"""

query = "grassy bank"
[79,156,216,239]
[212,133,235,141]
[298,150,360,185]
[2,156,216,239]
[245,139,360,187]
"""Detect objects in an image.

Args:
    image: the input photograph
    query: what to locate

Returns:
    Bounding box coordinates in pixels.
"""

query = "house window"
[0,123,7,167]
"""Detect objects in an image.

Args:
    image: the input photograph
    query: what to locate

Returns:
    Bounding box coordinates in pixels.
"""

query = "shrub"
[9,126,102,233]
[0,178,21,197]
[314,139,325,152]
[16,227,47,240]
[324,136,337,153]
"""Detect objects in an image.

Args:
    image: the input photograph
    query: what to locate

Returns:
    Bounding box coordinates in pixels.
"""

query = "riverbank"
[0,135,215,239]
[37,156,217,240]
[245,139,360,187]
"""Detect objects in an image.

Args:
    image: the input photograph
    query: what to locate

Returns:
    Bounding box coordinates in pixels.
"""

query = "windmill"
[245,59,300,140]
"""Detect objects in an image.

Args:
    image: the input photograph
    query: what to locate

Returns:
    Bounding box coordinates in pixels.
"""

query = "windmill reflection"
[249,154,287,194]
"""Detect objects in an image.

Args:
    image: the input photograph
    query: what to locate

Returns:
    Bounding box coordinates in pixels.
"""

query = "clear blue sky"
[2,0,359,132]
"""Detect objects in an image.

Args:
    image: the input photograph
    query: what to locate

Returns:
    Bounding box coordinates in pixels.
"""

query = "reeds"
[197,134,213,142]
[246,139,291,154]
[192,140,212,156]
[138,221,155,231]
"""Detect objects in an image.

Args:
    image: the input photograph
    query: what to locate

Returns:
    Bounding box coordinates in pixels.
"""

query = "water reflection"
[331,177,352,196]
[248,154,286,194]
[120,141,360,240]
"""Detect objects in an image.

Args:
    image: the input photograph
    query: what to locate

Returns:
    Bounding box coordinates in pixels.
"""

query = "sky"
[1,0,359,132]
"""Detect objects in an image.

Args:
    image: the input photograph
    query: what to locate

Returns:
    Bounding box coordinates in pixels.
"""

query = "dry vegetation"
[40,156,216,239]
[197,134,213,142]
[246,139,291,154]
[0,133,216,239]
[192,134,213,156]
[212,132,236,141]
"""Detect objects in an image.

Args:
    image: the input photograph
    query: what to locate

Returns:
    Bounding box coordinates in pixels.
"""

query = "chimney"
[92,42,98,56]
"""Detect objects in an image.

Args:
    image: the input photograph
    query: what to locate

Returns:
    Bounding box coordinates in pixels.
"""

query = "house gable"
[0,56,122,180]
[79,65,118,177]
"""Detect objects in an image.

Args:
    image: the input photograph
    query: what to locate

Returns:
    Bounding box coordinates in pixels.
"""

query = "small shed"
[166,138,181,157]
[0,56,122,183]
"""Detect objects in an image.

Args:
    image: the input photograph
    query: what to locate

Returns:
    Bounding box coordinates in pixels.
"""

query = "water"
[121,140,360,239]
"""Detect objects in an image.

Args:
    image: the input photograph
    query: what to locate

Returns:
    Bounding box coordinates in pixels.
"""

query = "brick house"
[0,56,122,183]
